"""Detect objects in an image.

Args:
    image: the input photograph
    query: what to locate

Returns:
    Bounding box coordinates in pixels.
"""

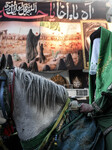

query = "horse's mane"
[14,68,68,111]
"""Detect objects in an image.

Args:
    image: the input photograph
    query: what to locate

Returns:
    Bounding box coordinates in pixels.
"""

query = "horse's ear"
[6,54,14,69]
[0,54,6,69]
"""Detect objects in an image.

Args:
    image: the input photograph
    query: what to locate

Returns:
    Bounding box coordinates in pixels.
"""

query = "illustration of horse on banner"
[0,54,104,150]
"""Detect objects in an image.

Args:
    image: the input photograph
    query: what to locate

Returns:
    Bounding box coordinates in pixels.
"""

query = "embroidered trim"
[92,101,103,113]
[103,126,112,136]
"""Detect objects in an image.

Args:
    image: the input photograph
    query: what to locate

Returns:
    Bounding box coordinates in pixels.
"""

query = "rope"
[57,113,83,135]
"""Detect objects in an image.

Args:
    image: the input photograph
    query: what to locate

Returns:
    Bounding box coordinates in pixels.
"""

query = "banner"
[0,1,108,21]
[0,1,109,71]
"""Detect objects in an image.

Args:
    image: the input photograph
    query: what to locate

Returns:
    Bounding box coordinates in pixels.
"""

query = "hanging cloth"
[89,26,112,150]
[89,26,112,104]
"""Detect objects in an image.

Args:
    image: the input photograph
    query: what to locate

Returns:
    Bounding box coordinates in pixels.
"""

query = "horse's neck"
[13,76,63,141]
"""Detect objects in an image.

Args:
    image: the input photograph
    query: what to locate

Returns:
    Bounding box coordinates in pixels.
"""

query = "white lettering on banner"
[57,2,95,20]
[81,2,94,19]
[4,1,37,16]
[57,2,66,19]
[72,4,79,20]
[2,1,98,20]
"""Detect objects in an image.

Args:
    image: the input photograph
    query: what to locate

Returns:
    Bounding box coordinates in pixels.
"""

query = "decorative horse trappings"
[0,54,105,150]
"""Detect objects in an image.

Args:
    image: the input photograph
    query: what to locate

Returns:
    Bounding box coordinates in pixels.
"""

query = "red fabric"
[3,124,14,136]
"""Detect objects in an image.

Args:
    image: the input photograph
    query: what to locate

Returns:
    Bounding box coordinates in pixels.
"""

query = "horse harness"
[21,98,83,150]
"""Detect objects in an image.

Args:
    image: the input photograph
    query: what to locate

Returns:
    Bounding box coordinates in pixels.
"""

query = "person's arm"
[80,89,112,114]
[92,90,112,115]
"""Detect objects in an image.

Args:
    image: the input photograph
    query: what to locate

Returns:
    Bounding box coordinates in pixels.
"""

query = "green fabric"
[89,26,112,131]
[89,26,112,104]
[89,27,112,150]
[92,90,112,114]
[20,122,54,150]
[105,131,112,150]
[91,89,112,132]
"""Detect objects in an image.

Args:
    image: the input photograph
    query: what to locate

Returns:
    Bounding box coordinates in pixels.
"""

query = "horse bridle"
[0,69,15,120]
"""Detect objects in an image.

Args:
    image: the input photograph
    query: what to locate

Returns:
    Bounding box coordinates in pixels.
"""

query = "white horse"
[0,54,104,150]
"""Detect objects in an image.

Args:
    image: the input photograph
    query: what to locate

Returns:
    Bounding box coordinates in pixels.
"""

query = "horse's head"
[0,54,69,143]
[8,67,69,141]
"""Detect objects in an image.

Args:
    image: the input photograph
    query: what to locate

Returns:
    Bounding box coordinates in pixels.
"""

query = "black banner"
[0,1,108,21]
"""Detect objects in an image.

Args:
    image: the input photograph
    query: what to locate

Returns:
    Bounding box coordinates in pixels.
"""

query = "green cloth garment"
[89,26,112,150]
[91,89,112,132]
[91,89,112,150]
[89,26,112,103]
[105,131,112,150]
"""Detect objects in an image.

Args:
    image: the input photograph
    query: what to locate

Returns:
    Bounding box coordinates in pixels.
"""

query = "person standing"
[80,26,112,150]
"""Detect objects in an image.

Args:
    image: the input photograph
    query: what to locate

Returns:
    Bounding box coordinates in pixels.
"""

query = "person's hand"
[79,103,94,113]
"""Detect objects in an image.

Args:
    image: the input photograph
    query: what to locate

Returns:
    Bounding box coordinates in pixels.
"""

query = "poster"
[0,0,109,71]
[81,20,108,69]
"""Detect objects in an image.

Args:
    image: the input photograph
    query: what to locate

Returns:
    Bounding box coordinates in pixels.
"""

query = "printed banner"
[0,1,107,21]
[0,1,110,71]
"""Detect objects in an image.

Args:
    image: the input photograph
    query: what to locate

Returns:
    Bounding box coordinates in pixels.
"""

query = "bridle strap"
[11,71,15,114]
[0,76,8,119]
[8,69,15,116]
[0,69,15,119]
